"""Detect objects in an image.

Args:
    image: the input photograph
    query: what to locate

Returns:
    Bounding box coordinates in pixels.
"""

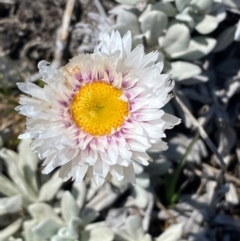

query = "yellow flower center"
[71,81,129,136]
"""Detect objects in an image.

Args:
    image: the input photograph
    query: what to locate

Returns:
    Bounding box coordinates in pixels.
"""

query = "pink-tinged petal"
[126,87,145,100]
[16,30,180,186]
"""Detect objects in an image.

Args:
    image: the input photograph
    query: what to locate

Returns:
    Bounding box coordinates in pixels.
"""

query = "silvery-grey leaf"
[0,219,22,241]
[176,0,191,12]
[225,183,239,205]
[0,174,21,197]
[0,195,22,216]
[194,15,218,34]
[6,237,23,241]
[0,148,37,201]
[163,23,190,55]
[61,191,79,223]
[182,88,211,103]
[164,134,207,163]
[18,139,38,192]
[140,11,168,46]
[86,179,102,201]
[145,158,172,176]
[175,13,195,29]
[38,171,63,202]
[169,61,201,81]
[126,185,148,209]
[87,225,114,241]
[156,223,184,241]
[222,0,240,8]
[72,182,86,210]
[106,208,127,228]
[32,218,61,239]
[206,181,217,203]
[234,20,240,41]
[171,37,216,60]
[139,4,152,22]
[216,59,240,79]
[190,0,213,12]
[213,26,236,52]
[153,2,177,16]
[125,215,145,240]
[82,210,99,226]
[184,210,204,237]
[211,1,226,23]
[85,183,120,212]
[221,78,240,103]
[28,203,63,225]
[136,172,150,188]
[178,74,209,85]
[214,214,240,229]
[133,34,145,48]
[116,9,140,36]
[115,0,145,4]
[23,219,40,241]
[215,124,236,166]
[65,217,83,238]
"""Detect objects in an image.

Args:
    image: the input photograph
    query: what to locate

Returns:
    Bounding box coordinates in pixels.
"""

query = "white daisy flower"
[16,31,180,186]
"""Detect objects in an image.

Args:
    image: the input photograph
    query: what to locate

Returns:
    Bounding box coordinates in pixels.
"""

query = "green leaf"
[165,132,199,204]
[163,23,190,55]
[140,10,168,46]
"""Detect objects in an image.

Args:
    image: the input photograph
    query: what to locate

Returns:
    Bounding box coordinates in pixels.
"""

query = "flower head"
[16,31,180,185]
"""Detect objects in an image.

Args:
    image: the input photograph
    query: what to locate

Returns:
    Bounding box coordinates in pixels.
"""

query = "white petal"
[110,165,124,181]
[162,113,181,129]
[123,164,136,185]
[72,164,88,182]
